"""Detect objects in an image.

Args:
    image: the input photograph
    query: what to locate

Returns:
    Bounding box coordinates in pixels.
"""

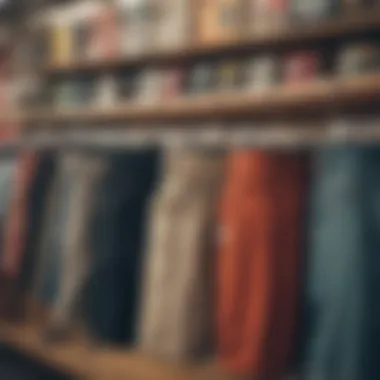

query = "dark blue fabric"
[301,147,380,380]
[19,153,56,291]
[84,150,159,344]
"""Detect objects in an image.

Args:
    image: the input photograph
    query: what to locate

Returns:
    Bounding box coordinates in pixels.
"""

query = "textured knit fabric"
[84,150,159,344]
[300,147,380,380]
[49,153,107,331]
[138,150,225,362]
[216,150,308,379]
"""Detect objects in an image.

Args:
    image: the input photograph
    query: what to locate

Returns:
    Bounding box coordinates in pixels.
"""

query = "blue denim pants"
[301,147,380,380]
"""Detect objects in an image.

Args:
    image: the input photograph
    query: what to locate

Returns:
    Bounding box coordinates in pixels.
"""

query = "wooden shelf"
[4,74,377,126]
[44,10,380,74]
[0,322,230,380]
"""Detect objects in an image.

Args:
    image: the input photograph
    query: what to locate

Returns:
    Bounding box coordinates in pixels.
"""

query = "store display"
[1,1,380,379]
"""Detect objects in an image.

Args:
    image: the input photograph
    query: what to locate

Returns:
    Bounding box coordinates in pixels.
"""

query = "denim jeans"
[301,147,380,380]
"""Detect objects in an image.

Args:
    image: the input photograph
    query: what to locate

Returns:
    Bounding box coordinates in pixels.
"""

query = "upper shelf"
[44,10,380,75]
[8,74,380,126]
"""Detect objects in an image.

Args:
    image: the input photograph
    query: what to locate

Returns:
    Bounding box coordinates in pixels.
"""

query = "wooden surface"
[0,322,239,380]
[0,74,377,127]
[43,10,380,74]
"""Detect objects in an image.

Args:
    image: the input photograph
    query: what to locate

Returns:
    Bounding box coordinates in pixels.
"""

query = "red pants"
[216,151,308,379]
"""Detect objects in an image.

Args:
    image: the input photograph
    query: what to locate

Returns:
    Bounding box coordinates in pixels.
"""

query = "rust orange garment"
[216,150,308,379]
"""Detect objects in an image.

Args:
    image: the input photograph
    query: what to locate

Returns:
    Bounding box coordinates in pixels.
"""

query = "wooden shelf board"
[44,10,380,74]
[1,74,379,127]
[0,322,230,380]
[14,74,380,126]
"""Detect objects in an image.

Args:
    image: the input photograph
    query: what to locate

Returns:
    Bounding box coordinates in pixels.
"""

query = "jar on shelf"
[341,0,378,12]
[196,0,245,44]
[94,75,118,108]
[290,0,340,23]
[336,42,380,76]
[154,0,191,51]
[161,68,186,99]
[246,54,281,91]
[117,0,156,56]
[87,4,120,61]
[136,69,164,104]
[216,60,245,92]
[282,51,323,83]
[249,0,289,34]
[49,18,73,65]
[186,63,217,95]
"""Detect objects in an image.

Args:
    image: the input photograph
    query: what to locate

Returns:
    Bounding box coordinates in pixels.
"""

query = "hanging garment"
[0,158,16,247]
[33,156,74,307]
[138,150,225,362]
[47,153,107,337]
[216,150,308,379]
[0,158,17,317]
[84,150,159,345]
[4,153,57,320]
[1,154,37,278]
[0,154,37,319]
[18,153,57,294]
[300,147,380,380]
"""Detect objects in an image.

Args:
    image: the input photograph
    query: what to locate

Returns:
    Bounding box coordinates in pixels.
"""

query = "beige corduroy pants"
[138,149,225,362]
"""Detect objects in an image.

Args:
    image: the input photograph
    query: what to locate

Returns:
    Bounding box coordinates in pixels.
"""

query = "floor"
[0,344,72,380]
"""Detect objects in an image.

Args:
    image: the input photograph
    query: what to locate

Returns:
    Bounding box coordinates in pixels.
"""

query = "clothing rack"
[1,2,380,380]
